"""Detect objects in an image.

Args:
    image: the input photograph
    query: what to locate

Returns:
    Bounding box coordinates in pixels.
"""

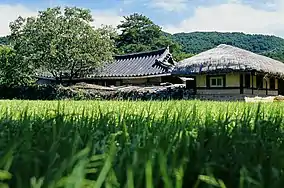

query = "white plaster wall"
[196,75,206,87]
[226,73,240,87]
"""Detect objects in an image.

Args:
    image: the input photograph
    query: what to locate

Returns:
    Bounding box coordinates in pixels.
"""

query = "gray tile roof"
[91,47,175,78]
[36,47,175,79]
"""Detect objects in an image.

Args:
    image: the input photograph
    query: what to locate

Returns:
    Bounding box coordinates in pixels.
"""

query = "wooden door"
[186,77,196,94]
[278,79,284,95]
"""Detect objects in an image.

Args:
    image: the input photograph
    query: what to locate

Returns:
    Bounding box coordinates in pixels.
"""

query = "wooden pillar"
[266,79,268,95]
[206,75,210,88]
[240,74,244,94]
[223,74,226,88]
[251,73,254,95]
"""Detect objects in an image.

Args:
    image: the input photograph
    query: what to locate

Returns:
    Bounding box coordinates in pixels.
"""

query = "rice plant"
[0,100,284,188]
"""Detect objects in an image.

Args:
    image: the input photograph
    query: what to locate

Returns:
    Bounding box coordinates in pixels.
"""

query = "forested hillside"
[168,32,284,54]
[3,31,284,54]
[2,30,284,62]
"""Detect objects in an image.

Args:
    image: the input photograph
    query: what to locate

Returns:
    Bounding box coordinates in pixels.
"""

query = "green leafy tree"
[152,35,194,61]
[174,52,195,61]
[116,13,183,57]
[117,13,160,53]
[10,7,116,83]
[0,45,34,86]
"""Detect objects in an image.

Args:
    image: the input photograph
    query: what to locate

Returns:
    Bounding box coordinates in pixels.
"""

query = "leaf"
[30,177,44,188]
[93,142,116,188]
[0,170,12,181]
[198,175,227,188]
[0,183,9,188]
[145,160,153,188]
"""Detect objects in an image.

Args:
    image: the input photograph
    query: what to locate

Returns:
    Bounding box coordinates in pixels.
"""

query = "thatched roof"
[172,44,284,77]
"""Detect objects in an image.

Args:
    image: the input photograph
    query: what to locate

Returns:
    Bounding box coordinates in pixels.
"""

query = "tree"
[152,35,194,61]
[117,13,160,53]
[263,49,284,63]
[0,45,34,86]
[116,14,176,53]
[174,52,195,61]
[10,7,116,83]
[116,13,192,61]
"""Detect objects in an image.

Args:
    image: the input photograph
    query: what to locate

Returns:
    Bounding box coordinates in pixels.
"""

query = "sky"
[0,0,284,38]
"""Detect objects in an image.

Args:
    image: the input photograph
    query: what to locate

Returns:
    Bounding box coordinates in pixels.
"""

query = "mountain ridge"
[165,31,284,55]
[1,31,284,61]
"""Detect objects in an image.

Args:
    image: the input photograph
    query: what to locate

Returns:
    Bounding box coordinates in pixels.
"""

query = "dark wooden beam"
[240,74,244,94]
[251,73,254,95]
[266,79,268,95]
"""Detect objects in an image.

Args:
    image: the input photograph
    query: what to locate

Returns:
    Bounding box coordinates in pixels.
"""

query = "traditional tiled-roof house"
[172,44,284,99]
[37,47,182,86]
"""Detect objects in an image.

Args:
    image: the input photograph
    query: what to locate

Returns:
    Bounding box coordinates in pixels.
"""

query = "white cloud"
[91,10,123,29]
[0,4,123,36]
[0,4,37,36]
[149,0,187,11]
[163,1,284,37]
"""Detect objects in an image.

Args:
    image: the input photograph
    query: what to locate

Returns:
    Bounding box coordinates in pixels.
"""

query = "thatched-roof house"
[37,47,183,86]
[172,44,284,98]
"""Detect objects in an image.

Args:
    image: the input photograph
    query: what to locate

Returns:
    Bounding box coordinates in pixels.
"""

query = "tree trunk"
[59,72,63,85]
[67,76,73,86]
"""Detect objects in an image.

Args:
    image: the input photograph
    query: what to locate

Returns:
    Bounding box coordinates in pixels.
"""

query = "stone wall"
[268,90,278,96]
[0,84,195,100]
[98,85,194,100]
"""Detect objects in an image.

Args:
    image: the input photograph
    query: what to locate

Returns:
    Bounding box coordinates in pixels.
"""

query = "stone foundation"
[193,94,280,101]
[194,94,245,101]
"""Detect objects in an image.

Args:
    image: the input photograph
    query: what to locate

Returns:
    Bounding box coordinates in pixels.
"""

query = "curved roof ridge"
[115,47,168,59]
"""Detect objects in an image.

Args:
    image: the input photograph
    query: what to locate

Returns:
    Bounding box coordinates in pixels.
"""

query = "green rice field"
[1,100,284,188]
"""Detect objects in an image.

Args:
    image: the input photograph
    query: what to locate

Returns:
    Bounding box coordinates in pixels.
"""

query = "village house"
[172,44,284,100]
[36,47,183,86]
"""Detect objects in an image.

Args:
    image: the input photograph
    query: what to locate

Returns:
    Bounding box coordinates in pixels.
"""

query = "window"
[256,75,263,89]
[245,74,250,88]
[210,77,223,87]
[270,78,275,90]
[115,81,122,86]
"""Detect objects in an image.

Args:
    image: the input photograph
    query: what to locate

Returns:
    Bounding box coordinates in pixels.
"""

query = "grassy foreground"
[1,100,284,188]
